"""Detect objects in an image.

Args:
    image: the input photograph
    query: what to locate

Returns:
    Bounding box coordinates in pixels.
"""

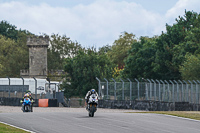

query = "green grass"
[127,111,200,120]
[0,123,29,133]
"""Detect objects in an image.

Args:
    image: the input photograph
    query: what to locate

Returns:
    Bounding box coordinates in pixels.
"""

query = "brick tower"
[20,36,49,78]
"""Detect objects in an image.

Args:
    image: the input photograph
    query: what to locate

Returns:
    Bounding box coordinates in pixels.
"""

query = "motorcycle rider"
[85,89,98,110]
[20,90,34,112]
[20,93,29,111]
[26,90,34,101]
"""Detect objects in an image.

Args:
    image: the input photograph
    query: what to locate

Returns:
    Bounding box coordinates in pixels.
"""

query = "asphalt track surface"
[0,107,200,133]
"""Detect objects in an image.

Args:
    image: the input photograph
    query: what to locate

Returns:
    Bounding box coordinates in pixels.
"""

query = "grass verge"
[127,111,200,121]
[0,123,29,133]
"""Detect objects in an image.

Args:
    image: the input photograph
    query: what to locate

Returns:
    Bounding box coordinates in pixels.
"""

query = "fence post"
[33,77,37,99]
[151,79,156,100]
[178,80,184,102]
[147,79,152,100]
[160,80,165,101]
[173,80,179,102]
[183,80,188,102]
[188,80,193,103]
[169,80,174,103]
[197,80,200,105]
[111,78,116,100]
[120,79,124,100]
[46,78,50,92]
[127,78,132,100]
[164,80,170,102]
[96,77,101,98]
[7,77,10,98]
[135,78,140,100]
[156,80,161,101]
[104,78,109,100]
[193,80,198,104]
[142,78,148,100]
[21,77,24,97]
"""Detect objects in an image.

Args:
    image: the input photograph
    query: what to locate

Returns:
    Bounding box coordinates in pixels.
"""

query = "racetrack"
[0,106,200,133]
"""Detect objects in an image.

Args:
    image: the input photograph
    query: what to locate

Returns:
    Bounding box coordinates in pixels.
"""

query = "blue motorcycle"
[20,98,33,112]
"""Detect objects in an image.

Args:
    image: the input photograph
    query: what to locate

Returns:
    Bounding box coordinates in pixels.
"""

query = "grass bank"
[128,111,200,120]
[0,123,29,133]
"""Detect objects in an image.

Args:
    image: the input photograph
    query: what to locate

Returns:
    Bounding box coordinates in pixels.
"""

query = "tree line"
[0,10,200,98]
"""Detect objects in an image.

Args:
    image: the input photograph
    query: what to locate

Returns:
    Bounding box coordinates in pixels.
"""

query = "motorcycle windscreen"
[24,98,30,104]
[89,94,98,103]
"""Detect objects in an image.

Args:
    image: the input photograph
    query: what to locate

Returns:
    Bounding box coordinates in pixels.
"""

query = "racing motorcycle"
[20,98,34,112]
[87,94,98,117]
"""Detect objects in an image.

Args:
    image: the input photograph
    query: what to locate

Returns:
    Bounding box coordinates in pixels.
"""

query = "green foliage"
[0,35,28,77]
[48,34,83,71]
[179,53,200,80]
[122,10,200,80]
[98,44,112,55]
[0,21,29,77]
[0,20,18,40]
[122,36,157,79]
[62,48,113,98]
[107,32,137,69]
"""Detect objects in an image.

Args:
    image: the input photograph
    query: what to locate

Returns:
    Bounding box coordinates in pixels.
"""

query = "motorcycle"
[20,98,34,112]
[87,94,98,117]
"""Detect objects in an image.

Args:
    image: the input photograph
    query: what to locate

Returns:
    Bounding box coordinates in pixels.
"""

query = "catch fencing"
[0,78,60,99]
[96,77,200,104]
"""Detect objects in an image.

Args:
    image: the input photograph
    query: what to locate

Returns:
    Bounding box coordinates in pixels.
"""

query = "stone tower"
[20,36,49,78]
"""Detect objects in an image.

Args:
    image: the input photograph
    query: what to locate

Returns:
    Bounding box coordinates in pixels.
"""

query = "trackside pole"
[112,78,116,100]
[96,77,101,98]
[135,78,140,100]
[33,77,37,99]
[104,78,109,100]
[127,78,132,100]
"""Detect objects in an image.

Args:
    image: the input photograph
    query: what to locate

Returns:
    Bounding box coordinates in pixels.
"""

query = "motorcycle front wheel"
[89,106,95,117]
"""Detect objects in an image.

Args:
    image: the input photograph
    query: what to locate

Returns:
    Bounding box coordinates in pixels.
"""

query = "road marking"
[0,121,36,133]
[162,114,200,122]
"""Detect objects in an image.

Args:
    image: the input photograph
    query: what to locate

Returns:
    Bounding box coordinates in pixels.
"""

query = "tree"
[48,34,82,71]
[0,21,18,40]
[122,36,157,79]
[0,20,32,41]
[179,53,200,80]
[107,32,137,69]
[62,48,113,98]
[98,44,111,55]
[0,21,31,77]
[0,35,28,77]
[144,10,200,80]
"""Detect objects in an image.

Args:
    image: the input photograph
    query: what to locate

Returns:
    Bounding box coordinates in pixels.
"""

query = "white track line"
[157,114,200,122]
[0,121,36,133]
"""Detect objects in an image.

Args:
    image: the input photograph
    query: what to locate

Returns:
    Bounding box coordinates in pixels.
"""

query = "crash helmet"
[24,93,29,97]
[91,89,96,94]
[26,90,31,93]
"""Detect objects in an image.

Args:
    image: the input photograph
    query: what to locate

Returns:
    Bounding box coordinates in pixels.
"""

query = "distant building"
[20,36,49,79]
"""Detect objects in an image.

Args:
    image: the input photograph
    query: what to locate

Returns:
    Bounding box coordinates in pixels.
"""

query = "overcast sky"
[0,0,200,48]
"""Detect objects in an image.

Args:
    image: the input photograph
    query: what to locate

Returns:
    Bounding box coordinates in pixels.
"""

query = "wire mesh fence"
[96,78,200,104]
[0,78,60,99]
